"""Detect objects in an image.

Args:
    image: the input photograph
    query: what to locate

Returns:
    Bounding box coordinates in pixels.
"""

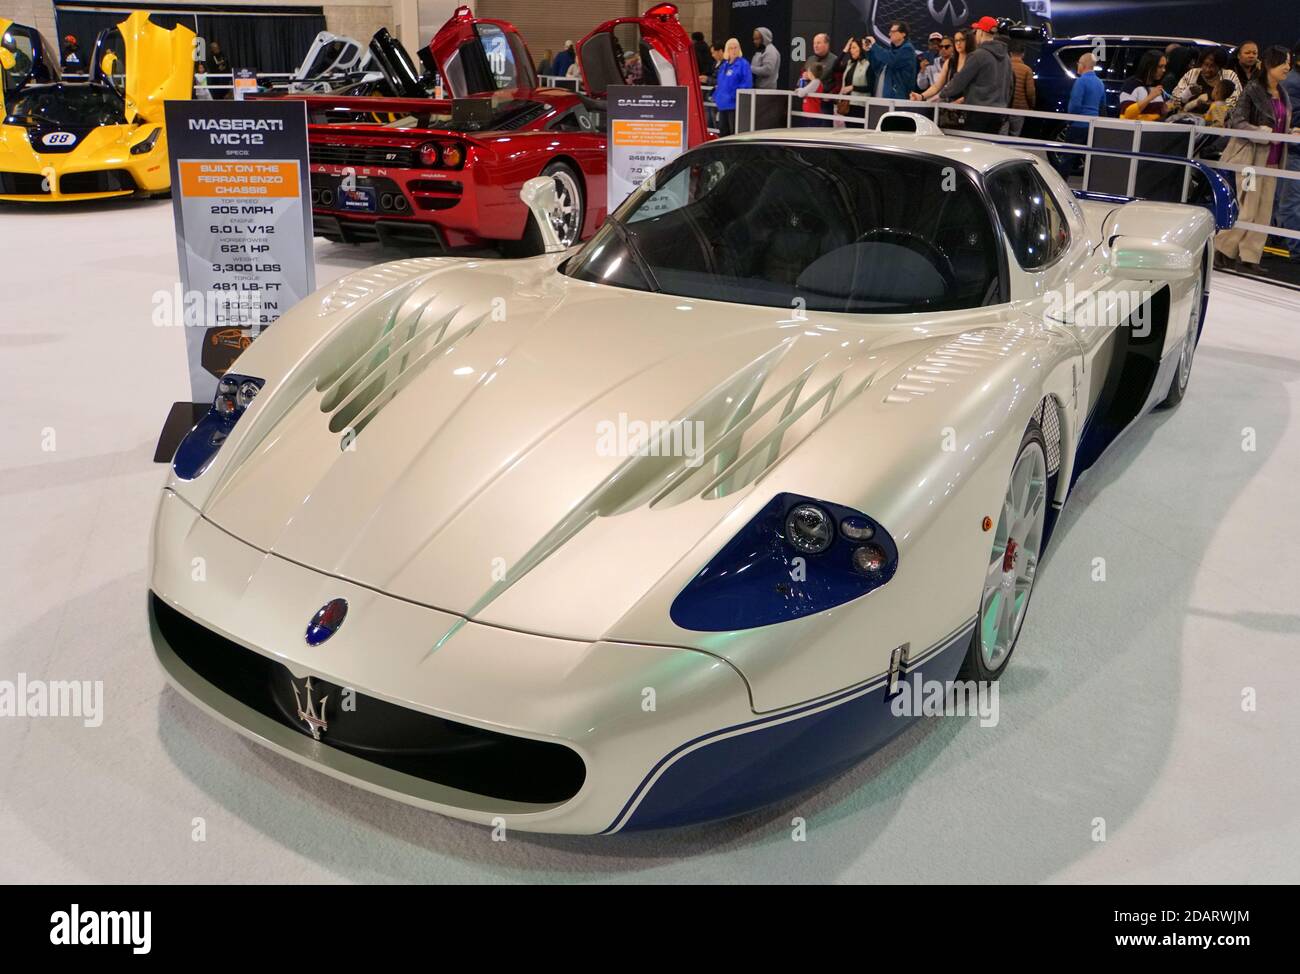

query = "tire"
[1156,251,1208,410]
[503,160,584,257]
[959,422,1049,682]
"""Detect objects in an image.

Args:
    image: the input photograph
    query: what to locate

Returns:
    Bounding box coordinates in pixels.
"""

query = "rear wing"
[989,137,1238,230]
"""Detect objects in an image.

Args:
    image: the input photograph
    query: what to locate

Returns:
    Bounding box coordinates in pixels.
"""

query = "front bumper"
[0,122,171,201]
[0,154,168,202]
[148,489,756,834]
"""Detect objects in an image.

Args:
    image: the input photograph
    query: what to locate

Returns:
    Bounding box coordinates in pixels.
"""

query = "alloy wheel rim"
[548,170,582,247]
[980,444,1048,669]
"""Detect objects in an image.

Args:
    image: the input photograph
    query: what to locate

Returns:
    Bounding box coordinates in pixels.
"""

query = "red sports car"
[296,4,709,252]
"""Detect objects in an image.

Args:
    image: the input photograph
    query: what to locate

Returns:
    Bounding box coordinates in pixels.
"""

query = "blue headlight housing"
[670,492,899,632]
[172,374,264,481]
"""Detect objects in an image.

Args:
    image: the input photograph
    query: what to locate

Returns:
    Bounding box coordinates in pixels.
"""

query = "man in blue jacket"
[864,20,918,101]
[1052,50,1105,177]
[551,41,575,78]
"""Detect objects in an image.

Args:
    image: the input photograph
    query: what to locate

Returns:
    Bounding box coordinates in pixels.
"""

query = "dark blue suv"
[998,23,1230,131]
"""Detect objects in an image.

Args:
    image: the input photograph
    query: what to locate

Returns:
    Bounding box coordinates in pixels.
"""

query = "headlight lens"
[236,379,261,411]
[130,127,161,154]
[173,374,264,480]
[785,504,832,554]
[214,377,239,416]
[840,516,874,541]
[671,492,899,631]
[852,543,888,573]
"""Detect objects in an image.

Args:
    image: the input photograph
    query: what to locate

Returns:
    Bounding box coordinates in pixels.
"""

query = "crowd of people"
[59,32,234,99]
[697,16,1026,136]
[690,16,1300,270]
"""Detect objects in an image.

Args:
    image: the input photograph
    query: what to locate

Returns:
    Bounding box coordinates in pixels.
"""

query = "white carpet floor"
[2,198,1298,883]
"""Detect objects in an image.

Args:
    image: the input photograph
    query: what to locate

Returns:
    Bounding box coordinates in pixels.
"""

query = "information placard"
[607,85,689,214]
[164,99,315,403]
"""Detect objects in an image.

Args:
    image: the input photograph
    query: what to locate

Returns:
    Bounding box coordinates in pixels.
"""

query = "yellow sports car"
[0,11,193,201]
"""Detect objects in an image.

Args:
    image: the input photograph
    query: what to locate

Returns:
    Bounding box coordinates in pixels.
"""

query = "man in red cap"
[939,15,1012,134]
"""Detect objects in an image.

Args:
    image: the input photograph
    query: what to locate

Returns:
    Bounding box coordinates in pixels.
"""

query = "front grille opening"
[0,172,50,194]
[60,170,135,194]
[152,594,586,805]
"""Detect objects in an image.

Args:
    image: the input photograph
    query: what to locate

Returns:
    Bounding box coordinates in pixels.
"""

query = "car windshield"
[5,84,125,127]
[564,143,1004,313]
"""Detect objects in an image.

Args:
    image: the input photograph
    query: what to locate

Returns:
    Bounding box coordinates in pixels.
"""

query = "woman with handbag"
[838,37,873,125]
[913,29,970,128]
[1215,46,1296,271]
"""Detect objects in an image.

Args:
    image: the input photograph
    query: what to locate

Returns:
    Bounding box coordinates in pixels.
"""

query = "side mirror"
[0,48,16,71]
[1110,236,1197,282]
[519,176,567,253]
[100,51,118,78]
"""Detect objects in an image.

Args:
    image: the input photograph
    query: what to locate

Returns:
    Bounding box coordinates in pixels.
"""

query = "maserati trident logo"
[291,676,329,740]
[305,597,348,645]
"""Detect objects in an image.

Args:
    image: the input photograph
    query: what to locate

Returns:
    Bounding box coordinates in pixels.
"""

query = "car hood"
[195,257,1001,641]
[0,119,144,163]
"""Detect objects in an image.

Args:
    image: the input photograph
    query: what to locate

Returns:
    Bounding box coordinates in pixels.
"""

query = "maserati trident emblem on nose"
[291,677,329,741]
[305,598,348,645]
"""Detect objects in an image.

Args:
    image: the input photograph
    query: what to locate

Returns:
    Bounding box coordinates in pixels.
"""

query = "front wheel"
[959,423,1049,682]
[1157,254,1207,409]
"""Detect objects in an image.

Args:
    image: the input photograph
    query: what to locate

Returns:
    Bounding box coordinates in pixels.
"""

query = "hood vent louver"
[456,346,877,627]
[316,284,487,439]
[884,327,1028,404]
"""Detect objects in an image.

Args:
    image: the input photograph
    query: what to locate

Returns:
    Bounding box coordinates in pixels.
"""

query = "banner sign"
[607,85,689,214]
[164,99,315,404]
[232,67,258,100]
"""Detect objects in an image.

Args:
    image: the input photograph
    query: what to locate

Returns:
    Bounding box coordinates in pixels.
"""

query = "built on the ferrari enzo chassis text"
[149,111,1234,833]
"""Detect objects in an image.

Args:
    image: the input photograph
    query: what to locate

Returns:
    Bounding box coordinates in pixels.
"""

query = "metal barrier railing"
[60,69,296,93]
[735,88,1300,246]
[537,73,581,90]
